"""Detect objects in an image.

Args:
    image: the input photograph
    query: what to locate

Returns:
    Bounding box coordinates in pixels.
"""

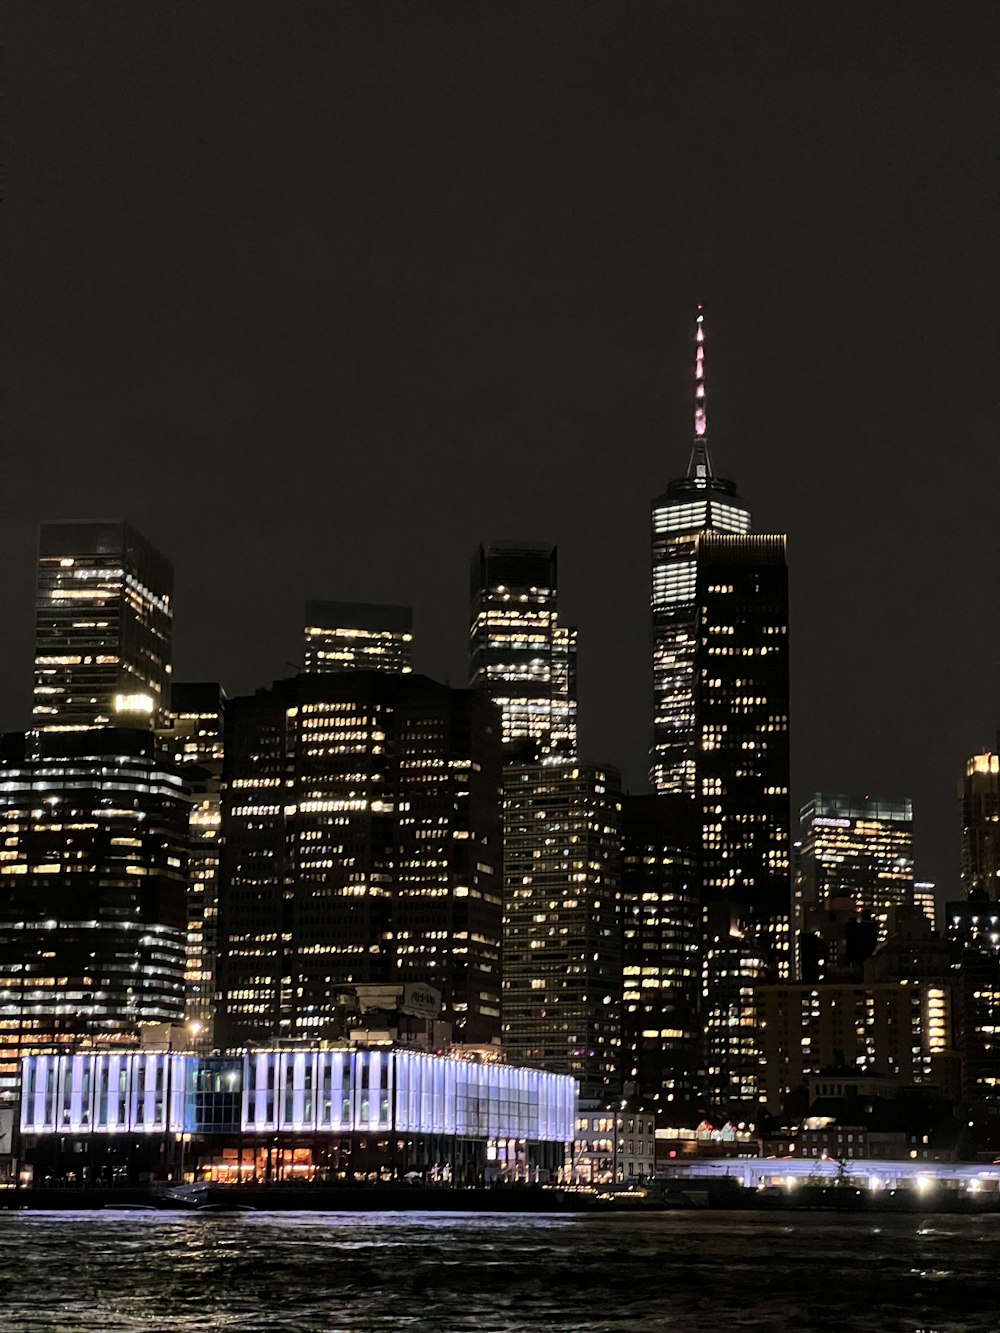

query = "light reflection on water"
[0,1209,997,1332]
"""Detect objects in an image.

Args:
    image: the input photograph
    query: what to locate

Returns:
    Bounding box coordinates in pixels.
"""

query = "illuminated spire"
[687,305,714,482]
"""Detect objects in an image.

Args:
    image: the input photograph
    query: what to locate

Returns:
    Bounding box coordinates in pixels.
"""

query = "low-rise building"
[570,1107,656,1183]
[17,1048,576,1188]
[655,1121,760,1164]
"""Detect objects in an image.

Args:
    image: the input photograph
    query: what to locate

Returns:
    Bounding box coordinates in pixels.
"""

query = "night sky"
[3,4,997,896]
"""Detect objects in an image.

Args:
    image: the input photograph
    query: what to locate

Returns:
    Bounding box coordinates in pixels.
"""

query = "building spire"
[687,305,714,482]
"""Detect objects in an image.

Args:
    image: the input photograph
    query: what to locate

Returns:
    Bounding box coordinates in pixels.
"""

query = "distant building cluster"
[2,312,999,1189]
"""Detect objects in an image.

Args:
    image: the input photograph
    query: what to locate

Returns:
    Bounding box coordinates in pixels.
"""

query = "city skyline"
[2,11,998,1329]
[1,458,990,903]
[3,6,996,902]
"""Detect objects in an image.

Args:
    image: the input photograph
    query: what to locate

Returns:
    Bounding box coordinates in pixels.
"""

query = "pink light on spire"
[694,305,707,437]
[686,305,714,482]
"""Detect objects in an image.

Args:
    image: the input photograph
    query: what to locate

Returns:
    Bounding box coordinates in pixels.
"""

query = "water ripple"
[0,1210,996,1332]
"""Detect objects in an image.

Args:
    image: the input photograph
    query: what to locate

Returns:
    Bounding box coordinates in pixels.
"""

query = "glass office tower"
[32,521,173,733]
[645,316,792,1113]
[0,730,188,1095]
[697,536,791,923]
[650,311,751,795]
[696,533,791,1111]
[469,543,577,760]
[303,601,413,675]
[218,673,502,1051]
[799,793,914,940]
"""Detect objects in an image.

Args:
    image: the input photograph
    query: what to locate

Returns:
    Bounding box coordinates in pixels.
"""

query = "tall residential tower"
[502,761,622,1099]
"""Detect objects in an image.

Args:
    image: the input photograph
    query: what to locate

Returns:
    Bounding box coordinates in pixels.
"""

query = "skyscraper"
[0,729,188,1095]
[697,535,790,927]
[960,752,1000,898]
[217,673,502,1051]
[697,533,791,1109]
[650,311,751,795]
[799,793,914,940]
[469,543,577,760]
[647,318,790,1112]
[502,762,622,1099]
[32,521,173,733]
[945,891,1000,1101]
[621,794,701,1110]
[157,682,226,1050]
[303,601,413,675]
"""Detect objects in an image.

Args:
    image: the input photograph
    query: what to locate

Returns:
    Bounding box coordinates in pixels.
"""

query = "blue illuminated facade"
[20,1049,576,1145]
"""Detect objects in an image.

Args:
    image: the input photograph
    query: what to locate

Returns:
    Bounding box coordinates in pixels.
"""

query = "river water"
[0,1210,996,1332]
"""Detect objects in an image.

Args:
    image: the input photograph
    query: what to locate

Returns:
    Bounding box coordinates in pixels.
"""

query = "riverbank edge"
[4,1182,999,1214]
